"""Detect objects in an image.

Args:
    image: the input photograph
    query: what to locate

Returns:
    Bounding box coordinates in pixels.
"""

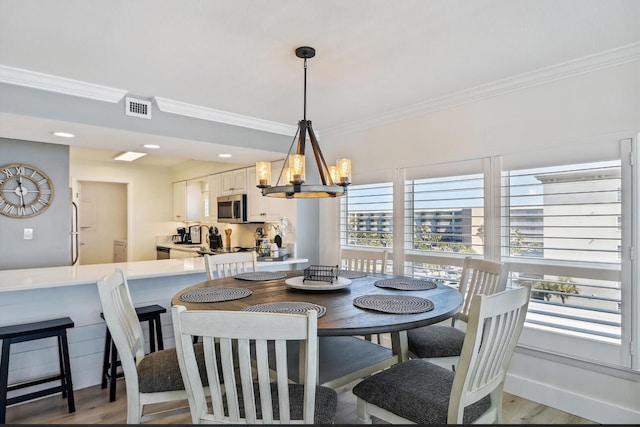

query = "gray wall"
[0,138,71,269]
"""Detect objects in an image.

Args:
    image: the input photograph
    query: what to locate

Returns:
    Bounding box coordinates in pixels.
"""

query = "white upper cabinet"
[173,181,187,221]
[247,160,286,222]
[173,179,206,222]
[207,174,220,221]
[220,169,247,195]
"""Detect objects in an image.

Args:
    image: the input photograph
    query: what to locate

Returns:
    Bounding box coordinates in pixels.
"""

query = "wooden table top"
[171,270,463,336]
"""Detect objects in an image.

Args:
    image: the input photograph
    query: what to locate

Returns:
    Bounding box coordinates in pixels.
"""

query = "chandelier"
[256,46,351,198]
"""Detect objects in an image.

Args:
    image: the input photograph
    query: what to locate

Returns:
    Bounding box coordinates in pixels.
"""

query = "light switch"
[24,228,33,240]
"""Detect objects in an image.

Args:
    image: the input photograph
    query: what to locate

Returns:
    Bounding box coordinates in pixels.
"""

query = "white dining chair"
[339,247,389,274]
[204,251,258,280]
[353,285,531,424]
[407,256,508,370]
[96,268,208,424]
[339,247,389,344]
[171,306,338,424]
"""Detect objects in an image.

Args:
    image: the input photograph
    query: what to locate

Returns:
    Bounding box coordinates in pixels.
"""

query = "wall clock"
[0,163,55,218]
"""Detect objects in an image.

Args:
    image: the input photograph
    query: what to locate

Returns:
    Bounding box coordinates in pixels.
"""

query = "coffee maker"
[209,226,223,250]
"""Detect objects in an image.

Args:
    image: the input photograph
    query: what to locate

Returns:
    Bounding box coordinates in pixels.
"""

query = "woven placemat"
[235,271,287,281]
[374,278,437,291]
[179,287,252,303]
[353,294,434,314]
[242,301,327,318]
[338,270,367,279]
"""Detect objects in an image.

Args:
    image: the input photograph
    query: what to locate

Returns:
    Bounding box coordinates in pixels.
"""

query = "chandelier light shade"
[257,46,351,198]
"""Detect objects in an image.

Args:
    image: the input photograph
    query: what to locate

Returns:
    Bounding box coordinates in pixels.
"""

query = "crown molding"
[154,96,297,136]
[324,42,640,137]
[0,65,127,103]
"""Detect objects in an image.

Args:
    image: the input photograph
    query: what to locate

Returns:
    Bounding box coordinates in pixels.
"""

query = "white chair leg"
[356,398,373,424]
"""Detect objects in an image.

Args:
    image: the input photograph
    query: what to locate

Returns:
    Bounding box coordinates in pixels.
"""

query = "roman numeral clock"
[0,163,54,218]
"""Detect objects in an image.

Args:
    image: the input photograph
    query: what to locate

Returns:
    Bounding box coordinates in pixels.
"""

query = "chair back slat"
[172,307,319,424]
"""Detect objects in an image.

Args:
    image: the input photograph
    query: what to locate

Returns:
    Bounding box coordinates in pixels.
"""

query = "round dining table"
[171,269,463,389]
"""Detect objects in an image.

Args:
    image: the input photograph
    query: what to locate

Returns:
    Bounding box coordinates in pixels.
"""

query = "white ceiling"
[0,0,639,167]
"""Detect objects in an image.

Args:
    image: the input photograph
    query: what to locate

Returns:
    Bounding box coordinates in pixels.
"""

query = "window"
[340,181,393,249]
[501,143,631,367]
[336,138,634,369]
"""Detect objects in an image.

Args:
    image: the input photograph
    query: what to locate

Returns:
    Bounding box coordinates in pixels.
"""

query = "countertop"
[0,256,309,293]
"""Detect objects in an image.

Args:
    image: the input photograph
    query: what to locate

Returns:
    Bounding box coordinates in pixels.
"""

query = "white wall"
[318,61,640,423]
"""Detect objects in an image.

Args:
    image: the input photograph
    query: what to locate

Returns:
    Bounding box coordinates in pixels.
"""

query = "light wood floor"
[5,376,595,424]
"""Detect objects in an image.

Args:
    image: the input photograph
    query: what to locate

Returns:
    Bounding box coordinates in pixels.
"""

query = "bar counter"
[0,256,308,395]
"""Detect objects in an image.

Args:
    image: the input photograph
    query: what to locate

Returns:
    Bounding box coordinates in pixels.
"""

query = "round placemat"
[338,270,367,279]
[242,301,327,318]
[374,278,437,291]
[179,287,252,303]
[235,271,287,281]
[353,294,434,314]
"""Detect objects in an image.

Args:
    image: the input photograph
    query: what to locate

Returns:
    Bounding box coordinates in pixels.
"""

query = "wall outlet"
[24,228,33,240]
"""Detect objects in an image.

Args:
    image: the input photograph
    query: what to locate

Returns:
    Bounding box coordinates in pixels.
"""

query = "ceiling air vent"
[125,97,152,119]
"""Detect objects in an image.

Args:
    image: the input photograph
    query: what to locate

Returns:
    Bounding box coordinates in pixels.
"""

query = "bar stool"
[100,304,166,402]
[0,317,75,424]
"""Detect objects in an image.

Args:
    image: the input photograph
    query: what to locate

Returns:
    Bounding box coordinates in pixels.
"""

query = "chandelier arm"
[273,124,301,187]
[296,120,308,156]
[307,122,334,185]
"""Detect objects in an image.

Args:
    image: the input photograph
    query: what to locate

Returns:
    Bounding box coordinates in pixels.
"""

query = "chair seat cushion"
[231,382,338,424]
[407,324,465,358]
[138,343,208,393]
[352,359,490,424]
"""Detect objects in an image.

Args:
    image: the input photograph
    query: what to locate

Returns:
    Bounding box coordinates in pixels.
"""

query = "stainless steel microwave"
[217,194,247,223]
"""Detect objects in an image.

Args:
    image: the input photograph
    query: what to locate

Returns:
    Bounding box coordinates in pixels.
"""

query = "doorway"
[77,181,128,265]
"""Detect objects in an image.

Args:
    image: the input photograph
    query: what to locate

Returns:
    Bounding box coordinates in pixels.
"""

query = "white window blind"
[402,171,485,281]
[340,182,394,249]
[501,160,623,344]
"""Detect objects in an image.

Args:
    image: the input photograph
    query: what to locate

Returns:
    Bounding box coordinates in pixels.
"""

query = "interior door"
[77,181,128,265]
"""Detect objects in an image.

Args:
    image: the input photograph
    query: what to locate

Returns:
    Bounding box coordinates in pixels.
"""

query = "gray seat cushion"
[407,324,465,358]
[231,382,338,424]
[352,359,490,424]
[137,343,208,393]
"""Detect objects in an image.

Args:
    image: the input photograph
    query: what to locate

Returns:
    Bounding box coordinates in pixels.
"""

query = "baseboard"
[504,372,640,424]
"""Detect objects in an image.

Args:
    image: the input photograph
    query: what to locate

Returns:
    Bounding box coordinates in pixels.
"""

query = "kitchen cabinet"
[247,160,286,222]
[206,174,220,220]
[220,169,247,195]
[173,181,187,221]
[173,179,206,222]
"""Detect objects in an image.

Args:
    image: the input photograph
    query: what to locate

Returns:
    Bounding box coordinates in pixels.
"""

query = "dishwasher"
[156,246,171,260]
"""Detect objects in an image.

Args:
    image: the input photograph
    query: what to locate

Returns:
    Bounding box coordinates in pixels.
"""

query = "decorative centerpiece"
[272,217,289,248]
[303,265,339,283]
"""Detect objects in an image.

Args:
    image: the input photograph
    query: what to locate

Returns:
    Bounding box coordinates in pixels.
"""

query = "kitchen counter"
[0,256,309,293]
[0,255,309,394]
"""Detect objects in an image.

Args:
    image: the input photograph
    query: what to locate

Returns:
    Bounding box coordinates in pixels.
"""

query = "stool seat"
[0,317,75,424]
[101,304,166,402]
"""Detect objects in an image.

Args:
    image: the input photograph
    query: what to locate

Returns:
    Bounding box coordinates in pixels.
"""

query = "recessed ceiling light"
[143,144,160,149]
[114,151,147,162]
[52,131,75,138]
[218,154,232,158]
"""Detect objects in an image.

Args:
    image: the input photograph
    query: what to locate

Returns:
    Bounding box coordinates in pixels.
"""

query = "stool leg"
[109,341,118,402]
[154,316,164,351]
[57,334,67,398]
[0,339,12,424]
[148,320,156,353]
[59,331,75,413]
[101,328,111,389]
